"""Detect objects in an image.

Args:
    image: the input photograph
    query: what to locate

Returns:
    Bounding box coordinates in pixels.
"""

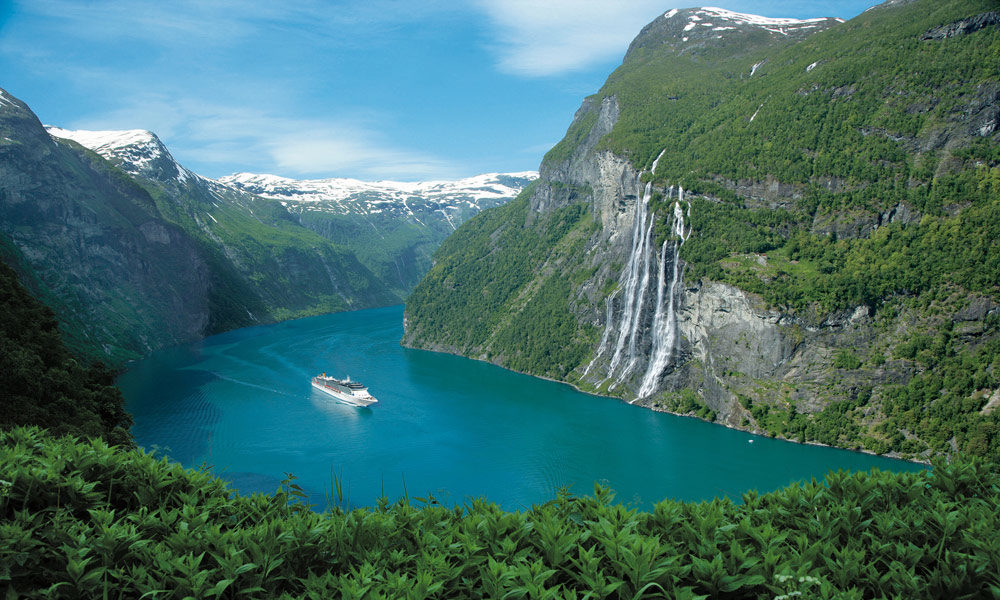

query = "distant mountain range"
[220,171,535,293]
[46,127,534,296]
[0,88,532,363]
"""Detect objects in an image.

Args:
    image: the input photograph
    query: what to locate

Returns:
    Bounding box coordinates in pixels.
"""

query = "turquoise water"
[120,304,925,510]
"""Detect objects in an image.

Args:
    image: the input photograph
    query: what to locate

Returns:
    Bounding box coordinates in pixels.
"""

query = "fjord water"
[120,305,924,510]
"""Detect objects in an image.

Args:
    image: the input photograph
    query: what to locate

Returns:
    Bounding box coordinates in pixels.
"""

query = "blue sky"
[0,1,880,180]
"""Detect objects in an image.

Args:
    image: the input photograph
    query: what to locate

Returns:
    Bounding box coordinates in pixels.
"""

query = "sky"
[0,1,881,181]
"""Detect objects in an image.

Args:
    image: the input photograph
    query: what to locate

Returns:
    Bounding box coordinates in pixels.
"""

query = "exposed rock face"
[625,7,842,58]
[0,89,211,360]
[45,123,402,340]
[921,11,1000,39]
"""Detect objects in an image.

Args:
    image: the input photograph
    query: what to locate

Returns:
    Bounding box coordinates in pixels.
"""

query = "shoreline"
[400,338,932,468]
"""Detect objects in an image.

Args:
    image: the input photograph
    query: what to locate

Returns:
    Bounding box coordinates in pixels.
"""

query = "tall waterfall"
[591,150,691,399]
[604,181,654,380]
[638,186,689,398]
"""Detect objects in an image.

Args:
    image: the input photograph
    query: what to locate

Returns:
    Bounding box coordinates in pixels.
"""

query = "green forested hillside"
[597,0,1000,314]
[4,426,998,599]
[404,0,1000,462]
[133,177,397,335]
[406,187,600,378]
[0,262,131,445]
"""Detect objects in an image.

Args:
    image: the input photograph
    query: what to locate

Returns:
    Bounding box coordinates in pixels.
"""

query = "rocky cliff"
[404,0,1000,462]
[46,125,398,337]
[0,89,211,361]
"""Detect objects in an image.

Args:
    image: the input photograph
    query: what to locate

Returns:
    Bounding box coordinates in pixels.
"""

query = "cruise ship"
[311,373,378,407]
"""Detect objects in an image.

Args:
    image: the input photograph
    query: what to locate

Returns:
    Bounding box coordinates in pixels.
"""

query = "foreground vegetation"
[2,427,998,599]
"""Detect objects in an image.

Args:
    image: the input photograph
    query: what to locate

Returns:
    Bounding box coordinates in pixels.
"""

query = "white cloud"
[71,95,458,180]
[473,0,667,76]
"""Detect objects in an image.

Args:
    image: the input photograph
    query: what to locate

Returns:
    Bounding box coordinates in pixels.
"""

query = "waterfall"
[651,148,667,175]
[582,289,618,376]
[612,217,655,388]
[588,149,690,398]
[638,186,689,398]
[605,181,653,378]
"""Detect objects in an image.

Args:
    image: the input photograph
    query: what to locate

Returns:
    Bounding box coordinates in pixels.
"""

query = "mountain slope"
[46,125,398,335]
[220,171,536,295]
[404,0,1000,462]
[0,260,131,444]
[0,89,213,362]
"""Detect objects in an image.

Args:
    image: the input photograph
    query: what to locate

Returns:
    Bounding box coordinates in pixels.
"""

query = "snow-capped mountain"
[218,171,537,232]
[43,124,399,324]
[45,126,194,184]
[626,7,843,56]
[43,124,535,295]
[219,170,536,292]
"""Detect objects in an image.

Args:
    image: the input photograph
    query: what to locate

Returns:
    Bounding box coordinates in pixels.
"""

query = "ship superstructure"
[311,373,378,407]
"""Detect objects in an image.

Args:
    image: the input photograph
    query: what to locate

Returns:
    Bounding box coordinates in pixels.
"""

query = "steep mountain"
[46,125,397,337]
[219,171,536,294]
[0,88,395,364]
[0,89,213,362]
[404,0,1000,462]
[0,259,131,444]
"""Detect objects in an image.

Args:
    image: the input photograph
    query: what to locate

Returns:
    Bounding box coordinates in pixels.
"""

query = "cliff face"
[0,90,210,361]
[404,0,1000,461]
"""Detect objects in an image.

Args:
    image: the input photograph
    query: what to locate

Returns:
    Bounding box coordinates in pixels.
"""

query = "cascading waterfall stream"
[638,186,689,399]
[611,217,656,389]
[604,181,653,379]
[582,289,619,377]
[591,149,691,399]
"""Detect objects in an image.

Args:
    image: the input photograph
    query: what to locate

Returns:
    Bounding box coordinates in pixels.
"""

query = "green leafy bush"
[3,427,999,599]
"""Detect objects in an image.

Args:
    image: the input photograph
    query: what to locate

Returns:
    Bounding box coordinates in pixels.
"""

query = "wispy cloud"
[473,0,666,77]
[73,95,458,180]
[8,0,466,180]
[18,0,463,48]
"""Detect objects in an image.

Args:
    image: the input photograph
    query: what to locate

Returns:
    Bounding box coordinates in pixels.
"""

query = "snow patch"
[749,60,765,77]
[806,61,819,72]
[45,126,191,183]
[664,8,679,19]
[683,22,697,31]
[46,126,157,155]
[697,6,832,27]
[0,89,13,108]
[217,171,538,219]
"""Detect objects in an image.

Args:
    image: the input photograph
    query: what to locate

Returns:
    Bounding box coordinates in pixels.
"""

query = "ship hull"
[311,379,378,407]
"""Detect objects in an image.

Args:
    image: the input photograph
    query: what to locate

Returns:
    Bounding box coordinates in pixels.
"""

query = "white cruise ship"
[311,373,378,407]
